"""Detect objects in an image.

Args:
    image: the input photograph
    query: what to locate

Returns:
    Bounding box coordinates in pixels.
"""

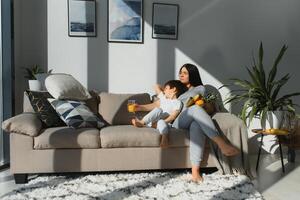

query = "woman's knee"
[188,105,206,115]
[189,122,206,140]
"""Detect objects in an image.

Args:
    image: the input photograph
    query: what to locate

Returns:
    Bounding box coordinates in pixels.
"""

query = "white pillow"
[45,74,92,100]
[36,73,65,91]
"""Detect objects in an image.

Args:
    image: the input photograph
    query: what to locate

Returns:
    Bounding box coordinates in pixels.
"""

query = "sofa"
[3,90,248,184]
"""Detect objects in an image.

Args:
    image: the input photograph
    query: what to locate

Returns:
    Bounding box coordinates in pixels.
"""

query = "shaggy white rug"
[2,171,263,200]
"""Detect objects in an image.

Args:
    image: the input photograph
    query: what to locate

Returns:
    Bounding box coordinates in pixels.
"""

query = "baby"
[132,80,188,147]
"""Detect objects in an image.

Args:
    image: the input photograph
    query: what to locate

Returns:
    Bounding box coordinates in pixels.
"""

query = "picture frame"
[152,3,179,40]
[68,0,97,37]
[108,0,144,43]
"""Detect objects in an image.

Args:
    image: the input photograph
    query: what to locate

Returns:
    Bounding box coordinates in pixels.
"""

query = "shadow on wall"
[157,0,300,113]
[87,0,108,92]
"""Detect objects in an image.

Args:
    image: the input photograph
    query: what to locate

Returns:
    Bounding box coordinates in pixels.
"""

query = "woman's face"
[179,67,189,85]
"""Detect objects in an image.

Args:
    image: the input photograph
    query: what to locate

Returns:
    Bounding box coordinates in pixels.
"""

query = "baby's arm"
[135,100,160,112]
[154,84,163,95]
[164,110,181,124]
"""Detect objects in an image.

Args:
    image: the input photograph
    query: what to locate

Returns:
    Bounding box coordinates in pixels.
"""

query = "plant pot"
[261,111,284,130]
[28,80,42,91]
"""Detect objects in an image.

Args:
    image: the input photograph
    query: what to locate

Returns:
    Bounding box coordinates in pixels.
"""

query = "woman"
[135,63,239,182]
[172,63,239,182]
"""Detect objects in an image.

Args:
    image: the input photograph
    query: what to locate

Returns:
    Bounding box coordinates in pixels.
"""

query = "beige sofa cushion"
[34,127,101,149]
[100,125,189,148]
[98,92,151,125]
[2,113,42,136]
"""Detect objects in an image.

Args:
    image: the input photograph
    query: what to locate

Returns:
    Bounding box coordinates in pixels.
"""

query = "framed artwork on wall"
[152,3,179,40]
[68,0,97,37]
[108,0,144,43]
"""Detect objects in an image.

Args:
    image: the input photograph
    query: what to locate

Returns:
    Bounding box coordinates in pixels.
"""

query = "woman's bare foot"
[131,118,145,127]
[191,175,203,183]
[212,136,239,156]
[191,166,204,183]
[219,143,239,156]
[160,135,169,148]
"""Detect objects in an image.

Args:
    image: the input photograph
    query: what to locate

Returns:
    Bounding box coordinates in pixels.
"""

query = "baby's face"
[164,85,177,99]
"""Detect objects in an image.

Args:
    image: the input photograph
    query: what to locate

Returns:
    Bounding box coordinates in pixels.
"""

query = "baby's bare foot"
[160,135,169,148]
[131,118,145,127]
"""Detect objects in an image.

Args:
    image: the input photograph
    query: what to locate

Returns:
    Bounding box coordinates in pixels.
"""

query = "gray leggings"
[172,105,219,166]
[142,107,169,135]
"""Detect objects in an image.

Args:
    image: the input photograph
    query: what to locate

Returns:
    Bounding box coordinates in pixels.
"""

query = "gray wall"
[47,0,300,112]
[14,0,47,114]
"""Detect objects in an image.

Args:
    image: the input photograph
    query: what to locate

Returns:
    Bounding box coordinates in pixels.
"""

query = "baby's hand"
[154,84,163,94]
[134,104,141,111]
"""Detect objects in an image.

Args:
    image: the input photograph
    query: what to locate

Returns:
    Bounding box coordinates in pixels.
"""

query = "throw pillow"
[2,113,42,136]
[48,99,106,129]
[26,90,66,127]
[45,74,92,100]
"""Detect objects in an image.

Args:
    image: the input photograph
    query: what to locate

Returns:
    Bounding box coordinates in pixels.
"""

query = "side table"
[252,129,290,173]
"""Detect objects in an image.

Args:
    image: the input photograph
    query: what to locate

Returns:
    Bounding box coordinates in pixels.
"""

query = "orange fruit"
[195,99,205,106]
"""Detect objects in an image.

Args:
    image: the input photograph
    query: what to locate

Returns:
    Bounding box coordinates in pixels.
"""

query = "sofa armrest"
[2,113,42,137]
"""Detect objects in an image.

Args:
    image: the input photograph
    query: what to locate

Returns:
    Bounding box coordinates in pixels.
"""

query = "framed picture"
[152,3,179,40]
[108,0,143,43]
[68,0,97,37]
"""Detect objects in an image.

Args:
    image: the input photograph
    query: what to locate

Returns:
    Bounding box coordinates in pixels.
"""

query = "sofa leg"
[14,174,28,184]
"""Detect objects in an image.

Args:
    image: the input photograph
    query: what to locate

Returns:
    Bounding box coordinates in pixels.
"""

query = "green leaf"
[246,67,259,86]
[249,104,258,125]
[229,78,252,89]
[267,45,287,89]
[260,107,268,128]
[258,42,266,90]
[271,74,290,101]
[276,92,300,104]
[241,99,252,123]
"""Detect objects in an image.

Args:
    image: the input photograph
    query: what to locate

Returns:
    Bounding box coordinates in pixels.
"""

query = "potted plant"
[24,65,45,91]
[225,42,300,130]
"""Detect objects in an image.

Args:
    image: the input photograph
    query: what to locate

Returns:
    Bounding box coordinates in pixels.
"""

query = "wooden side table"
[252,129,290,173]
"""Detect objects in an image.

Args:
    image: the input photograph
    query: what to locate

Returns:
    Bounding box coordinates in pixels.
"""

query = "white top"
[158,92,182,114]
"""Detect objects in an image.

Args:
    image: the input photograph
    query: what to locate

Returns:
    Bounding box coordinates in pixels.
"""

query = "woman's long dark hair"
[180,63,203,87]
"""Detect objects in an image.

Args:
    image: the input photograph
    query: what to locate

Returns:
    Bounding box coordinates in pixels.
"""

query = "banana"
[186,97,195,107]
[193,94,201,101]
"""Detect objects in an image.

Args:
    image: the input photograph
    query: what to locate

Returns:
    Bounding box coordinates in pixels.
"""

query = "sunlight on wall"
[175,48,231,111]
[108,22,158,95]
